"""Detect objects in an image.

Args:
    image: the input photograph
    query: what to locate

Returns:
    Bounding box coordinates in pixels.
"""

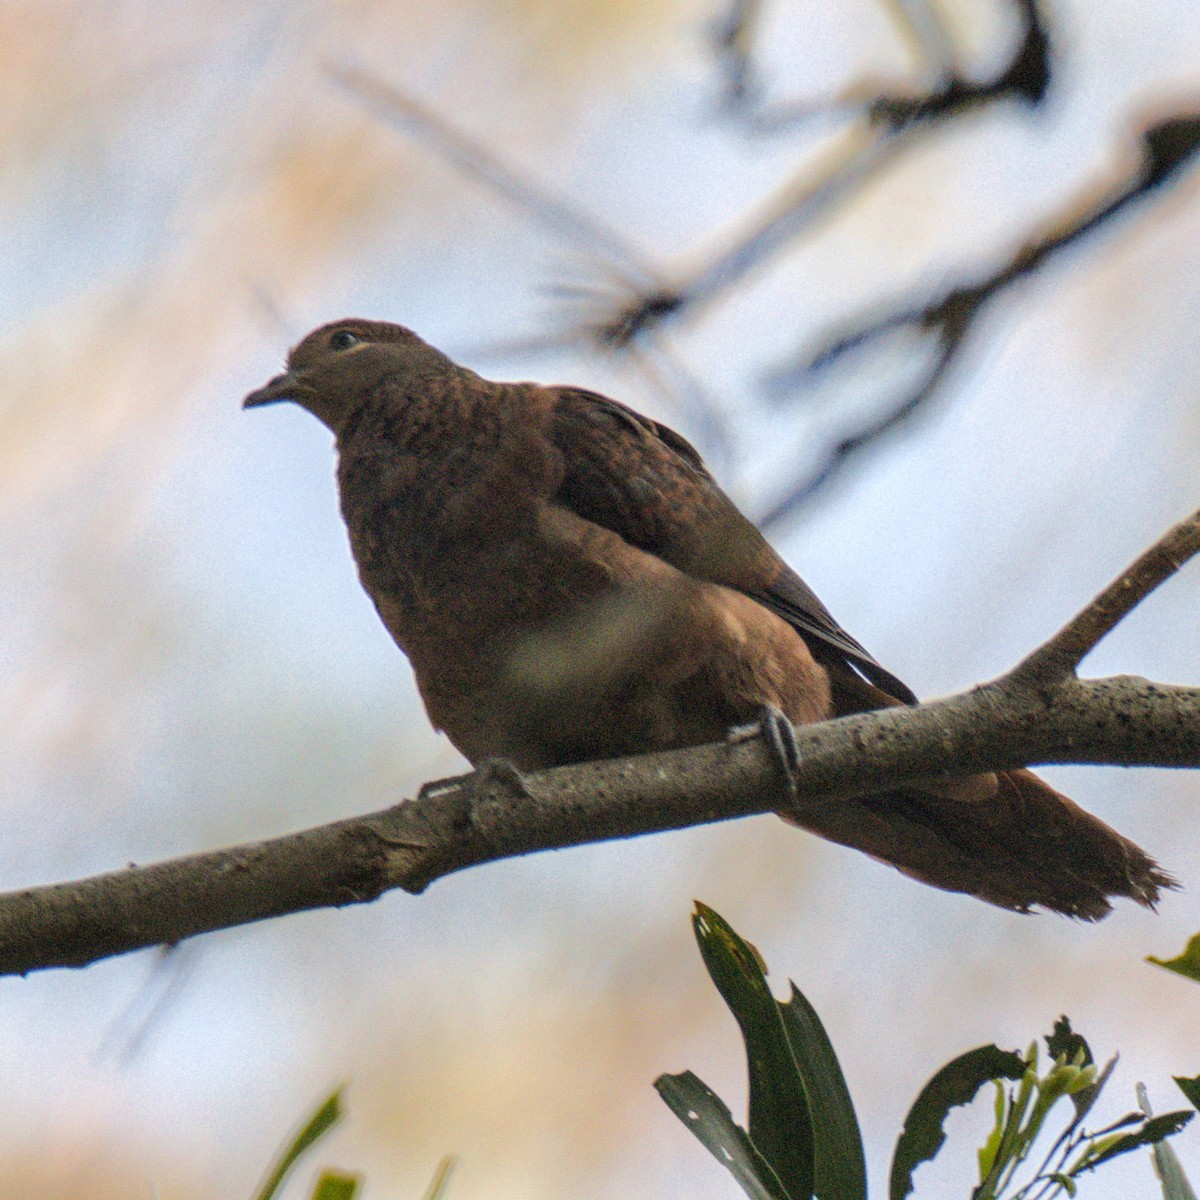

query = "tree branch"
[3,508,1198,978]
[758,113,1200,526]
[1014,506,1200,683]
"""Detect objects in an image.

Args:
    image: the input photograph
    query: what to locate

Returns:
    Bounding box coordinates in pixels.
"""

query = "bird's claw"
[729,706,800,799]
[455,759,534,846]
[412,759,532,841]
[418,772,474,802]
[418,759,531,805]
[465,758,534,802]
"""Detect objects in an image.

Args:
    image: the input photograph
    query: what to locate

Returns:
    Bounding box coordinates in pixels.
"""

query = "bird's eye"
[330,329,361,351]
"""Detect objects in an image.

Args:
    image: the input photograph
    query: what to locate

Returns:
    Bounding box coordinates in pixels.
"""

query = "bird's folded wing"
[546,386,916,704]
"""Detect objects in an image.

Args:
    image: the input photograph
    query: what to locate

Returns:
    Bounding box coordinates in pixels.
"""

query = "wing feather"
[546,386,916,704]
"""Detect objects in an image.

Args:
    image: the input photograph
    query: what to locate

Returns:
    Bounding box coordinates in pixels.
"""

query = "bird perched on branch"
[245,318,1170,919]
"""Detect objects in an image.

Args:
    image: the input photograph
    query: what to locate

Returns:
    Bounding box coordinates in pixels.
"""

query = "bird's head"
[243,319,457,434]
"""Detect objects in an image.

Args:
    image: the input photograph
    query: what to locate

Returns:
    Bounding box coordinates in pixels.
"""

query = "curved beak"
[243,371,297,409]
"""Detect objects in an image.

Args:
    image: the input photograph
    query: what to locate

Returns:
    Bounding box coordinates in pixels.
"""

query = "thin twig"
[326,61,656,287]
[758,112,1200,525]
[779,112,1200,392]
[1013,506,1200,684]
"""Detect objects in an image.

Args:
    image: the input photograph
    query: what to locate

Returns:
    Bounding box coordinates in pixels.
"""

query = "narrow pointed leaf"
[1066,1053,1116,1127]
[254,1087,346,1200]
[1073,1111,1194,1174]
[656,1070,795,1200]
[692,903,814,1199]
[1036,1053,1119,1180]
[976,1085,1006,1182]
[779,984,867,1200]
[1088,1110,1143,1139]
[1175,1077,1200,1111]
[1151,1136,1199,1200]
[420,1156,457,1200]
[889,1045,1026,1200]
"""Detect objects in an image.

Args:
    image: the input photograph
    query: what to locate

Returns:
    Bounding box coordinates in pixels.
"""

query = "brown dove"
[244,318,1171,919]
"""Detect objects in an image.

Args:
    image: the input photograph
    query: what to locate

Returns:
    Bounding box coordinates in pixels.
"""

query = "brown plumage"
[245,318,1172,919]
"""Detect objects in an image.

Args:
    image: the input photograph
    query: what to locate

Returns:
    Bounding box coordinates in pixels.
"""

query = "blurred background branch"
[330,18,1200,525]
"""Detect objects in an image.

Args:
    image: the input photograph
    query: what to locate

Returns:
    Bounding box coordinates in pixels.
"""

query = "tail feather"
[784,768,1174,919]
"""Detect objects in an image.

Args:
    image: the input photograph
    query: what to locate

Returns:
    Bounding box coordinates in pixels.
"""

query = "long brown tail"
[783,768,1174,919]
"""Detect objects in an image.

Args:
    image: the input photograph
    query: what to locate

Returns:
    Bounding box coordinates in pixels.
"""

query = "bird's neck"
[335,379,558,580]
[338,376,546,493]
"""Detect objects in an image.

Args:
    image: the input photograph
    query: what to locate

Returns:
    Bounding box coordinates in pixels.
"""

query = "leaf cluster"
[655,904,1199,1200]
[246,913,1200,1200]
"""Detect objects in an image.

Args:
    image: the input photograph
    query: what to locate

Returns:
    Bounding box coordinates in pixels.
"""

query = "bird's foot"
[374,772,477,850]
[454,758,535,849]
[728,705,800,799]
[416,759,531,808]
[466,757,535,801]
[404,759,533,845]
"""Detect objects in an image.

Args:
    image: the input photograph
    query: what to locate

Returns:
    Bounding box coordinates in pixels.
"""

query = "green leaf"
[1048,1172,1078,1197]
[420,1156,457,1200]
[1045,1017,1093,1069]
[310,1170,361,1200]
[1148,934,1200,984]
[1027,1054,1119,1188]
[975,1060,1037,1200]
[1065,1053,1116,1129]
[655,1070,794,1200]
[976,1084,1006,1181]
[692,903,815,1200]
[1175,1077,1200,1112]
[1141,1085,1199,1200]
[1073,1111,1194,1174]
[1151,1135,1199,1200]
[889,1045,1026,1200]
[254,1087,346,1200]
[1043,1016,1103,1125]
[778,983,867,1200]
[1087,1110,1143,1139]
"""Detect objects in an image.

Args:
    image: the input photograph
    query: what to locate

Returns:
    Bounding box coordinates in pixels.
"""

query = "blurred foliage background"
[3,0,1200,1196]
